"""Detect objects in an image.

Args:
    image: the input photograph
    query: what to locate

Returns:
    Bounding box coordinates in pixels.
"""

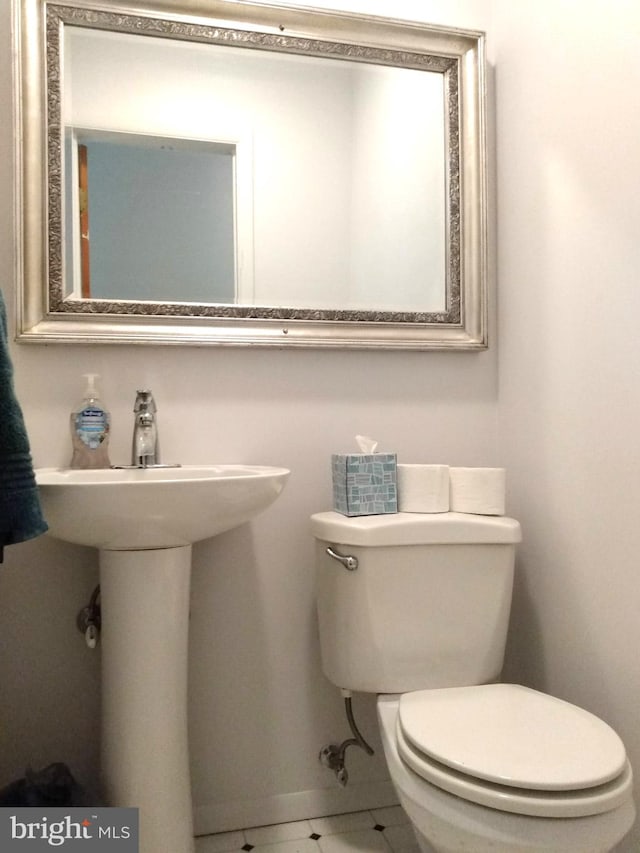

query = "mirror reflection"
[63,26,446,313]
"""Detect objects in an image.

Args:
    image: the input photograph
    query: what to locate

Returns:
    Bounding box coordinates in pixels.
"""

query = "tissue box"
[332,453,398,516]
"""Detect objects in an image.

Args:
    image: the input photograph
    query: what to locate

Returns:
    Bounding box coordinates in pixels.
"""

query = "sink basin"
[36,465,290,550]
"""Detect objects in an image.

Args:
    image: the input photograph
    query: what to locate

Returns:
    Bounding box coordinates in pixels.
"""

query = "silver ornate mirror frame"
[14,0,488,349]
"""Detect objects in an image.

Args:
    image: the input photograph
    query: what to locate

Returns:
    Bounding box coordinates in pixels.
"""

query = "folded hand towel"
[0,289,48,560]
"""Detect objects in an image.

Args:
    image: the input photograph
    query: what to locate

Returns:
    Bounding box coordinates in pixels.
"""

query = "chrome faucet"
[132,390,159,467]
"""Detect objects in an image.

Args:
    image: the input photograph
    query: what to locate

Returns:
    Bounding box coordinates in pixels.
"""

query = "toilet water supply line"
[319,689,374,787]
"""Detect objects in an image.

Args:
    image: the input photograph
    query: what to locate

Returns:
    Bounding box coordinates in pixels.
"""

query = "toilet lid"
[396,717,633,818]
[398,684,627,792]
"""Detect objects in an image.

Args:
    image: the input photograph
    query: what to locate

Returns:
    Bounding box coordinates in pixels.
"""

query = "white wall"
[494,2,640,849]
[1,0,497,832]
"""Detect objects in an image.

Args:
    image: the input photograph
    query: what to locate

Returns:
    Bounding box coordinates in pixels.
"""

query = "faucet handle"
[134,389,156,413]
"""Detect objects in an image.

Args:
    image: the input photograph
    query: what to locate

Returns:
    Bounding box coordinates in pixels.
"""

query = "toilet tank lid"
[310,511,522,546]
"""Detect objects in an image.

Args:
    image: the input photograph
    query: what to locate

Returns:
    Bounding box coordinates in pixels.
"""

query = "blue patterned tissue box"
[332,453,398,516]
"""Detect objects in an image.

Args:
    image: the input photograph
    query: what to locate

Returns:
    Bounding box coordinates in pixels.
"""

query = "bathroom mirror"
[15,0,488,349]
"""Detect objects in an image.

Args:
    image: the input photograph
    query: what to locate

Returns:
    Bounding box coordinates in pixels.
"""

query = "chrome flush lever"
[326,546,358,572]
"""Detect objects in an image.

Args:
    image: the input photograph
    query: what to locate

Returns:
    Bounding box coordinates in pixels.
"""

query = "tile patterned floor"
[195,807,420,853]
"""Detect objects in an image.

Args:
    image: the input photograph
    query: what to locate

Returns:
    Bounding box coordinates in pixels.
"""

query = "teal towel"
[0,289,48,560]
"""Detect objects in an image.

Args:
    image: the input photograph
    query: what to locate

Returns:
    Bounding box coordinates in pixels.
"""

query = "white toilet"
[311,511,636,853]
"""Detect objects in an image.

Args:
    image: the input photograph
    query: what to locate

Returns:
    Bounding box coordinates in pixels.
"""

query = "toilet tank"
[311,511,522,694]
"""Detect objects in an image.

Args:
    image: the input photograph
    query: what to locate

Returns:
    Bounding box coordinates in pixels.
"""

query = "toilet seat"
[396,684,633,819]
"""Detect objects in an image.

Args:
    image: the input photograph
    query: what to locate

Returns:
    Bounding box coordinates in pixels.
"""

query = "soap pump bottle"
[70,374,112,469]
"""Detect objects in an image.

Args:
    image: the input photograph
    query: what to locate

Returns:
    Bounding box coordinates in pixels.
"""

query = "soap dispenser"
[70,374,111,469]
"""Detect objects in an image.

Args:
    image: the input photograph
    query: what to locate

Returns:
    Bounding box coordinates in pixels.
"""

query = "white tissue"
[397,464,449,513]
[449,467,506,516]
[355,435,379,453]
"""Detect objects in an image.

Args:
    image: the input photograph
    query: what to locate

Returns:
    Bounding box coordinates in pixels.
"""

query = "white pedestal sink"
[36,465,290,853]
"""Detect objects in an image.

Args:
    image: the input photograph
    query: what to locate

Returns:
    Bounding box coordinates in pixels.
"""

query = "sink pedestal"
[100,545,195,853]
[35,464,290,853]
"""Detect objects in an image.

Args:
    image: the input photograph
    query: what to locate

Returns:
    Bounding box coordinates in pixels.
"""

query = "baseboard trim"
[194,780,399,836]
